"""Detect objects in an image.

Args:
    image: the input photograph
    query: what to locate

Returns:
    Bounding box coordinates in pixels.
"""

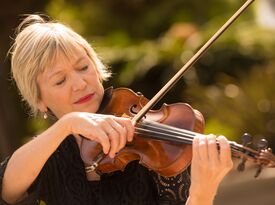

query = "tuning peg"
[257,139,268,150]
[254,166,262,178]
[237,160,246,172]
[237,133,253,172]
[254,139,269,178]
[241,133,252,146]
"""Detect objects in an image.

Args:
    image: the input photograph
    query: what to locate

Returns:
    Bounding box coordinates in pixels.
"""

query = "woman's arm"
[1,112,134,204]
[186,135,233,205]
[2,117,68,204]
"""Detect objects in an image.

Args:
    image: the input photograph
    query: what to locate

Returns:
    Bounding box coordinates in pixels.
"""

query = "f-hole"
[130,104,146,119]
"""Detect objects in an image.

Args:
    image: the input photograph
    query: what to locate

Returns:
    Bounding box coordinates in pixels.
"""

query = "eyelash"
[56,78,66,86]
[55,65,89,86]
[79,65,88,71]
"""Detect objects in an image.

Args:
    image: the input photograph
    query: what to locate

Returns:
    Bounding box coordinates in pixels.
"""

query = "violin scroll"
[235,135,274,177]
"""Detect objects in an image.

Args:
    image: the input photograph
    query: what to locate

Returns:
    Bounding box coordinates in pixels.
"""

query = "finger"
[105,117,127,151]
[207,134,219,165]
[93,130,110,155]
[99,118,120,158]
[116,117,135,142]
[217,136,232,167]
[125,120,135,142]
[192,135,200,161]
[117,127,127,150]
[111,121,127,150]
[198,135,208,161]
[105,127,120,158]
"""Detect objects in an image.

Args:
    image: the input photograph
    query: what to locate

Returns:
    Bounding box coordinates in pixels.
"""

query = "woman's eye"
[56,78,66,85]
[80,65,88,71]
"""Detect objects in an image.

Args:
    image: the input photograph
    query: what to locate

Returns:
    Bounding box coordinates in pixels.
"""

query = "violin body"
[81,88,205,177]
[80,1,274,177]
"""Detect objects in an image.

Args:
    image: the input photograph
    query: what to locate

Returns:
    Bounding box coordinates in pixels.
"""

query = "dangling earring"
[43,112,48,119]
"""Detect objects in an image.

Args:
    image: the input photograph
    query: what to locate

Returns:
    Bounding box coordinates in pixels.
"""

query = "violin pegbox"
[236,133,272,177]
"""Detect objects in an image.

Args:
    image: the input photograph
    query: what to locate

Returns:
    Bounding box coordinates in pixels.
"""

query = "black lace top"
[0,135,190,205]
[0,88,190,205]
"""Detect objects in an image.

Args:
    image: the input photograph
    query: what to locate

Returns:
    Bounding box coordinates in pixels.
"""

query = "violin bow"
[89,0,256,171]
[132,0,255,123]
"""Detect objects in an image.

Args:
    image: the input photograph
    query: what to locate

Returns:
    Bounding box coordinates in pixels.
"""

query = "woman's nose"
[71,74,87,91]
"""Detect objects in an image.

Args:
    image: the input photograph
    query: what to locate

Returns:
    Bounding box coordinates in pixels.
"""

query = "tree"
[0,0,48,160]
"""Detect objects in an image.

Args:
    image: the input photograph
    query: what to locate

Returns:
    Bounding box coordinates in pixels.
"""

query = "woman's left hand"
[188,135,233,203]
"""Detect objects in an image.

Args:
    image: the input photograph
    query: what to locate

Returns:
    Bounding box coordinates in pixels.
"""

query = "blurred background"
[0,0,275,204]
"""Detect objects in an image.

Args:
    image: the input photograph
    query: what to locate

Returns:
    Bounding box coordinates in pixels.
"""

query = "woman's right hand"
[62,112,135,158]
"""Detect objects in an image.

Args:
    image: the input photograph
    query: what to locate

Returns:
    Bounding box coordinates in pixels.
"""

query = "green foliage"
[39,200,46,205]
[42,0,275,148]
[185,64,275,146]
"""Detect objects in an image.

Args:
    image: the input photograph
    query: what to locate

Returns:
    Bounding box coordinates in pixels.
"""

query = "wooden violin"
[80,0,274,178]
[80,88,274,178]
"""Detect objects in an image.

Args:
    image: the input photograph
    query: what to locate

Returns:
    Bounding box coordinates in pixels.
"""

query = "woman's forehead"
[57,43,86,60]
[40,55,86,81]
[46,46,88,70]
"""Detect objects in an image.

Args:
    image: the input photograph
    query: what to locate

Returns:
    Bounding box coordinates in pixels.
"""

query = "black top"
[0,136,190,205]
[0,88,190,205]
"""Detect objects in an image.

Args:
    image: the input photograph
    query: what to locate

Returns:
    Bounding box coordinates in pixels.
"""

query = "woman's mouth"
[74,93,95,104]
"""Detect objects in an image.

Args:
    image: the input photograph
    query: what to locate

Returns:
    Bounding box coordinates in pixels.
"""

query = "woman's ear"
[37,100,47,113]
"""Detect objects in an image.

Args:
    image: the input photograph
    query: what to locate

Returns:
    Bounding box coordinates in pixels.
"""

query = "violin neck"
[137,120,258,161]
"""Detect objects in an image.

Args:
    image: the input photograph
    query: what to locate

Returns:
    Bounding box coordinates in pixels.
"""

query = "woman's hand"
[62,112,135,158]
[188,135,233,204]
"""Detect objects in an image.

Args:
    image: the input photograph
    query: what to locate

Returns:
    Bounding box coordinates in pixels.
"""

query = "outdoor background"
[0,0,274,204]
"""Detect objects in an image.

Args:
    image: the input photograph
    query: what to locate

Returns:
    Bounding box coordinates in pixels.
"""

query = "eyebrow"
[48,56,86,79]
[73,56,86,66]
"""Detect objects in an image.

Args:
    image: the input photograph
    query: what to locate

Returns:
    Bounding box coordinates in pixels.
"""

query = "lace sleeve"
[0,157,40,205]
[151,168,191,205]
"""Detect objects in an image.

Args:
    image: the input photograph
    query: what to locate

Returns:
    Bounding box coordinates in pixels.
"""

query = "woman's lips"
[74,93,94,104]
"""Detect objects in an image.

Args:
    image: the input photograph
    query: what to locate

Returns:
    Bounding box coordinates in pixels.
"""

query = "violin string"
[137,120,198,139]
[134,128,254,158]
[134,128,193,144]
[141,120,253,154]
[134,120,254,157]
[137,123,195,141]
[135,123,195,143]
[133,128,247,156]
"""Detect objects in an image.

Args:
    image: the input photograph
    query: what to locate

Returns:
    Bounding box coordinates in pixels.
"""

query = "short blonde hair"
[10,14,111,116]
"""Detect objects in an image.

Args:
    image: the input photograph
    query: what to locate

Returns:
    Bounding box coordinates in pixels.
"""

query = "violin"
[80,88,274,178]
[80,0,274,178]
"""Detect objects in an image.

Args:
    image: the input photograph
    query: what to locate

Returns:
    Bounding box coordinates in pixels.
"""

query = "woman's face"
[37,48,104,118]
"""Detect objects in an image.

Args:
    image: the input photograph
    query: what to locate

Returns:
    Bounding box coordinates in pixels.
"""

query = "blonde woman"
[0,14,233,205]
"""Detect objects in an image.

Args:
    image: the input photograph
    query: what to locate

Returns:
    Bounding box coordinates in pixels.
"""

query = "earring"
[43,112,48,119]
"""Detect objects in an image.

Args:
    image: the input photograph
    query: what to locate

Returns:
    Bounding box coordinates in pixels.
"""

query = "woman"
[0,14,233,205]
